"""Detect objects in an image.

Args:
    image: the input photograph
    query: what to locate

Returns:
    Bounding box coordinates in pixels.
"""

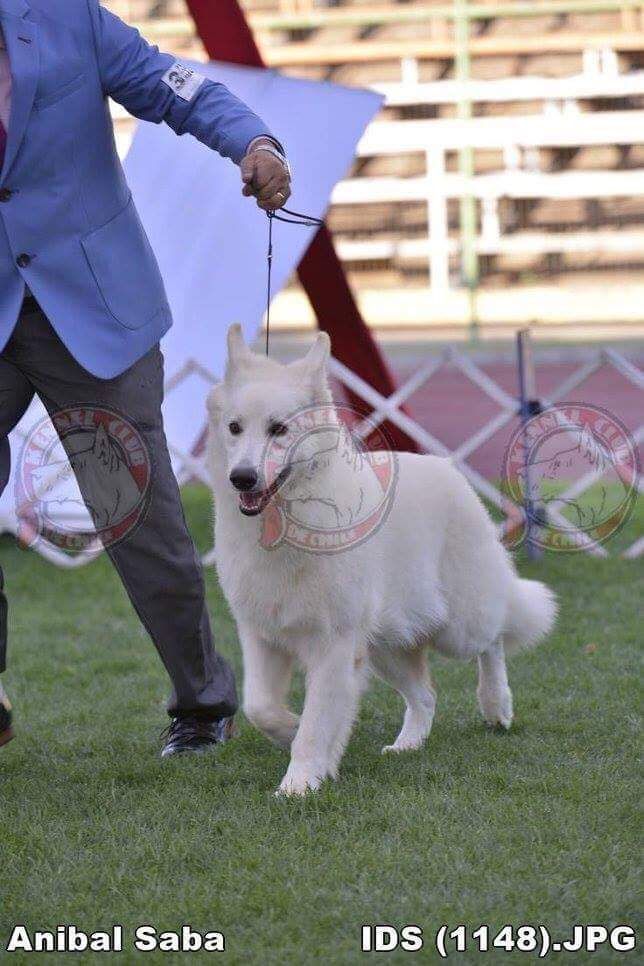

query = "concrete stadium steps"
[108,3,644,82]
[244,2,644,80]
[102,1,644,333]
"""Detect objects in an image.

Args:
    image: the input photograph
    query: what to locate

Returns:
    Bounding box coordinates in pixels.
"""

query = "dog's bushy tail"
[503,578,557,654]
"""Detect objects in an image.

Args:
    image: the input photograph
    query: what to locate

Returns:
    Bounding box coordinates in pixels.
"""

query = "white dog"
[207,325,556,796]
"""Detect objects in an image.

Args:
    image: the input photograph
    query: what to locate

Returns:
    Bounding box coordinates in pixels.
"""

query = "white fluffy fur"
[207,326,557,796]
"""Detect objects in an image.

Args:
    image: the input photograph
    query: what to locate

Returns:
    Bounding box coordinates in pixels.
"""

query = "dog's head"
[207,324,333,516]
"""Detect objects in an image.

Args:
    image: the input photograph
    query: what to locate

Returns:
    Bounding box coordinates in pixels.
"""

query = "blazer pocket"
[81,195,167,330]
[35,72,86,111]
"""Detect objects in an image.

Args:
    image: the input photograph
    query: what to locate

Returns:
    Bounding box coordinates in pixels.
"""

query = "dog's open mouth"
[238,467,291,516]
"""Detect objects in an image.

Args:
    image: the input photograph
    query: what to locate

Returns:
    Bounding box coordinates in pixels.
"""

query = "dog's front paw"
[275,763,324,797]
[382,738,424,754]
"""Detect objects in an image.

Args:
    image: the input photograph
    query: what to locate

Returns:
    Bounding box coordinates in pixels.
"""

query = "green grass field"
[1,486,641,964]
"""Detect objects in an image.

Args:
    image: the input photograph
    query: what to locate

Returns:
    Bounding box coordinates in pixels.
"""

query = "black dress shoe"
[160,715,235,758]
[0,682,14,749]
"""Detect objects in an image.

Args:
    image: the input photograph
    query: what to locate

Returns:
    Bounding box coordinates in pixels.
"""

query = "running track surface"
[364,356,643,480]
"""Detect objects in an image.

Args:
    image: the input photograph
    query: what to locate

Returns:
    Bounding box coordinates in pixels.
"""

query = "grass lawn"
[1,485,641,964]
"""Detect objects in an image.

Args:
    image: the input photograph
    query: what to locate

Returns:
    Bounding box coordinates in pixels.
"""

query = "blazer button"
[0,188,12,202]
[16,253,31,268]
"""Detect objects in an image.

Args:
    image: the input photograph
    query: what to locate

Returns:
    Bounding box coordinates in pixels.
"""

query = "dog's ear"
[289,332,332,402]
[206,382,226,420]
[226,323,253,377]
[289,332,331,377]
[303,332,331,372]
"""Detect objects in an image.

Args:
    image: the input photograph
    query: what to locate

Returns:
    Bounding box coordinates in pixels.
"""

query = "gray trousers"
[0,298,237,720]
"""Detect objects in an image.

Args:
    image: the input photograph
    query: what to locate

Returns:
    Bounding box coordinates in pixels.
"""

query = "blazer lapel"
[0,1,38,183]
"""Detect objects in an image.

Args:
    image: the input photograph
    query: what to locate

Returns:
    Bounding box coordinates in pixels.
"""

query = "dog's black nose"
[230,467,258,491]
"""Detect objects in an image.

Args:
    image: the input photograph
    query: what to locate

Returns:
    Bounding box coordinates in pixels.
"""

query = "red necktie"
[0,119,6,170]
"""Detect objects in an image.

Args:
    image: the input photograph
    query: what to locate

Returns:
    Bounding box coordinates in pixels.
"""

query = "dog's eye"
[228,421,243,436]
[268,421,288,437]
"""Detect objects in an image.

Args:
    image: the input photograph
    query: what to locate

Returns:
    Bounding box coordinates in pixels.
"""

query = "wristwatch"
[247,137,292,179]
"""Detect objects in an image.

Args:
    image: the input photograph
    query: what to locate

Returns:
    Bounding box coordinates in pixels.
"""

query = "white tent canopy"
[0,63,381,563]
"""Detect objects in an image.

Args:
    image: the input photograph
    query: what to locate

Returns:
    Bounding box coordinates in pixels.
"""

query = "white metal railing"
[350,109,644,291]
[335,230,644,264]
[358,110,644,156]
[333,170,644,206]
[332,167,644,281]
[373,65,644,108]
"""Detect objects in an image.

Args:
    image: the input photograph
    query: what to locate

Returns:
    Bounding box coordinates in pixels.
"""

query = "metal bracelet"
[251,144,292,179]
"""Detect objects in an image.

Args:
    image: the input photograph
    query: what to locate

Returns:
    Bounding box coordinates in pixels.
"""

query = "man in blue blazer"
[0,0,291,754]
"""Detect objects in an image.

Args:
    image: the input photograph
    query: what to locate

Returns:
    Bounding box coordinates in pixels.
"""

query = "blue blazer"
[0,0,274,377]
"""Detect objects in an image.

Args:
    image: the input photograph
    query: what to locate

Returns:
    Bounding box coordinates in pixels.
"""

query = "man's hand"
[240,139,291,212]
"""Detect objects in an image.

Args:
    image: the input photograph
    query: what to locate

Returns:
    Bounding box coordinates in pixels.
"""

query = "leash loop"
[265,207,324,356]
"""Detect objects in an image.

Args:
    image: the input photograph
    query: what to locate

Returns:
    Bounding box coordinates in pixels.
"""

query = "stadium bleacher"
[105,1,644,339]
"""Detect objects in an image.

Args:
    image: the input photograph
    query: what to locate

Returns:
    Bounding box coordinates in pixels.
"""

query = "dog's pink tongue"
[261,502,286,548]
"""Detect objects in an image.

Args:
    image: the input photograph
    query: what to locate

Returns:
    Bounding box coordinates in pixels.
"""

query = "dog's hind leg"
[477,637,513,730]
[370,645,436,753]
[241,629,299,749]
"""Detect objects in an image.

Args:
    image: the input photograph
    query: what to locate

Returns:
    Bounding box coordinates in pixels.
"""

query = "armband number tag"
[161,63,206,102]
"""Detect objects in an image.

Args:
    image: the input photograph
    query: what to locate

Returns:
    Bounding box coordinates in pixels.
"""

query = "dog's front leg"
[277,637,362,797]
[240,627,299,750]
